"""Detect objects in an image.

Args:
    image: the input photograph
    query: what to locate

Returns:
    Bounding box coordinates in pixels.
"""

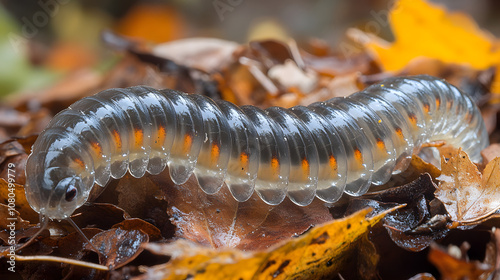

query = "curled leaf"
[436,149,500,224]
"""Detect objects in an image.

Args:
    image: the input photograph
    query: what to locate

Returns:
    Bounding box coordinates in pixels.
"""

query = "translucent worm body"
[25,75,489,220]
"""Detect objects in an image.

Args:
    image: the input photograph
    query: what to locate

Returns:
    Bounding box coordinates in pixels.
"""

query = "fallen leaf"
[0,179,38,223]
[436,149,500,224]
[44,42,98,71]
[152,38,239,73]
[363,0,500,71]
[89,228,148,269]
[115,4,186,43]
[155,173,332,250]
[481,143,500,165]
[428,243,493,279]
[139,207,400,280]
[112,218,163,242]
[357,174,450,251]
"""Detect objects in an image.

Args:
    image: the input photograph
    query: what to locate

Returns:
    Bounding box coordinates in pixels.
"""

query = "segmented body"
[25,75,489,220]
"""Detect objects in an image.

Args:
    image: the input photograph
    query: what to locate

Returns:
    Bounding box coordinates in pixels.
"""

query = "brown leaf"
[0,179,38,223]
[0,107,30,129]
[139,207,399,280]
[357,174,450,251]
[153,38,239,73]
[112,218,162,242]
[71,203,130,231]
[12,70,103,115]
[482,143,500,165]
[302,51,379,77]
[483,228,500,279]
[436,149,500,224]
[154,173,332,250]
[428,243,493,280]
[89,228,148,269]
[57,228,103,259]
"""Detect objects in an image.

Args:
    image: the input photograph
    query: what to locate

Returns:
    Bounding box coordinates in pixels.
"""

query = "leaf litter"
[1,0,500,279]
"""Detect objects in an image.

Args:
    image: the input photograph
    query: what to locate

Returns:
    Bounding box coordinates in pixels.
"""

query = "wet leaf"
[156,174,332,250]
[140,207,400,280]
[436,149,500,224]
[356,174,450,251]
[89,228,148,269]
[112,218,163,242]
[71,203,131,230]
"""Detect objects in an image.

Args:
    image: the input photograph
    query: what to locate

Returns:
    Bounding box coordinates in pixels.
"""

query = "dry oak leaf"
[138,207,401,280]
[435,149,500,224]
[364,0,500,71]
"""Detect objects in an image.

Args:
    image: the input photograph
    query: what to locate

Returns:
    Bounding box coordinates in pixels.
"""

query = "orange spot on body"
[73,157,85,169]
[211,143,220,165]
[423,103,430,114]
[329,155,338,172]
[354,148,363,166]
[408,113,418,126]
[90,141,103,157]
[156,125,166,147]
[240,152,249,172]
[271,156,280,176]
[112,130,122,151]
[301,158,310,177]
[436,98,441,108]
[376,138,386,152]
[134,128,144,149]
[183,134,192,155]
[395,127,405,140]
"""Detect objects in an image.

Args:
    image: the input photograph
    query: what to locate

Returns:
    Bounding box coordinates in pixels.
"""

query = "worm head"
[26,170,86,220]
[25,148,93,221]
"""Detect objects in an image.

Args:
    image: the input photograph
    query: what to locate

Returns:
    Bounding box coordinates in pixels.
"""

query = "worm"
[24,75,488,221]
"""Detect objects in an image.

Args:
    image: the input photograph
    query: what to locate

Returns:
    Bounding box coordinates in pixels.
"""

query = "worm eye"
[65,185,77,202]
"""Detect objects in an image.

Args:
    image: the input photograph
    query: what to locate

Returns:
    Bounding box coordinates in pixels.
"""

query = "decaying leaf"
[139,207,401,280]
[362,0,500,71]
[89,228,149,270]
[154,173,332,250]
[355,174,450,251]
[435,149,500,224]
[428,243,493,279]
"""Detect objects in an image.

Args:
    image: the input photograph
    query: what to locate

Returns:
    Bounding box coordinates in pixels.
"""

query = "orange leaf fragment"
[428,243,493,279]
[140,207,402,280]
[364,0,500,71]
[115,4,185,43]
[435,149,500,224]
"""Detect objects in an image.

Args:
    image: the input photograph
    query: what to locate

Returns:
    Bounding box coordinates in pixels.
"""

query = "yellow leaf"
[141,207,402,279]
[365,0,500,71]
[435,149,500,224]
[491,64,500,95]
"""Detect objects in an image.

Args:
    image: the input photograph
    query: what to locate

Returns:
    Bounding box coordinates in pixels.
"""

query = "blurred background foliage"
[0,0,498,97]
